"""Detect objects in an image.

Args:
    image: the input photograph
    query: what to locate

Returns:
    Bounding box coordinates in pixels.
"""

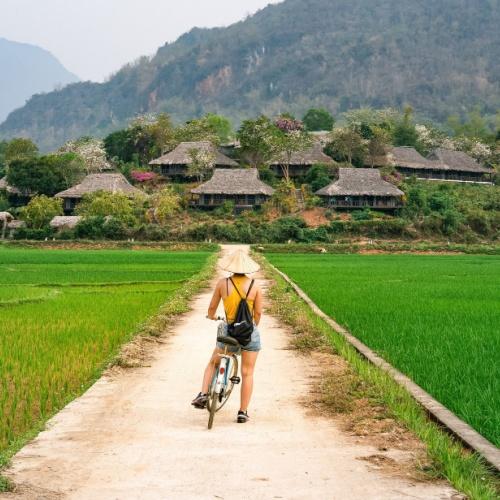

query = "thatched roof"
[428,148,492,173]
[391,146,492,174]
[390,147,437,169]
[55,173,144,199]
[50,216,82,229]
[191,169,274,195]
[7,220,25,229]
[149,141,238,167]
[0,176,21,195]
[270,142,335,166]
[316,168,404,197]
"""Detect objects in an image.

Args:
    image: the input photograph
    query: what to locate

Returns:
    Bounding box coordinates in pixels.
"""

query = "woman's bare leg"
[201,348,223,393]
[240,351,259,412]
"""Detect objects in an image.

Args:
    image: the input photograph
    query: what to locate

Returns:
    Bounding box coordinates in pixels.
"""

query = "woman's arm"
[253,286,263,326]
[207,280,222,320]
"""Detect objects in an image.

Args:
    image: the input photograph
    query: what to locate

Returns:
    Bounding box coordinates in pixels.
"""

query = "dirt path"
[2,245,457,500]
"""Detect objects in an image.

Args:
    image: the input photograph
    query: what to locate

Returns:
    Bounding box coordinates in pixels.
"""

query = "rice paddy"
[0,247,212,453]
[266,253,500,446]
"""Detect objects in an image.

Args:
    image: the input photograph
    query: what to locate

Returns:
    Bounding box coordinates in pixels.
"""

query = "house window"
[248,195,256,205]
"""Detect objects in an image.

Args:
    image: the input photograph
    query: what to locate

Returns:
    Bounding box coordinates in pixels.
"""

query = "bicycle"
[206,317,241,430]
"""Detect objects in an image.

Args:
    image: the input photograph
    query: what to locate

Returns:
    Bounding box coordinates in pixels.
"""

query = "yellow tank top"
[223,275,255,324]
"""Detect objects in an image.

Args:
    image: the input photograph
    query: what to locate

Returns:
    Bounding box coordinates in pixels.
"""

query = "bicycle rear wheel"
[216,355,238,412]
[208,390,217,429]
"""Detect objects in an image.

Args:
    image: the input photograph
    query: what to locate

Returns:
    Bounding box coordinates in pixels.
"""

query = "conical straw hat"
[219,249,260,274]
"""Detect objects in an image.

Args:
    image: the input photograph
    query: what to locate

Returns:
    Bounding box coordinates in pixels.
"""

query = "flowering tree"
[271,117,312,181]
[60,138,112,174]
[188,148,216,182]
[237,116,280,168]
[415,124,494,164]
[131,171,157,183]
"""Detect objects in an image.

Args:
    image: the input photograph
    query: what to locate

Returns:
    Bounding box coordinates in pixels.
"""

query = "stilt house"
[191,169,274,209]
[150,141,238,178]
[391,147,494,183]
[316,168,404,210]
[55,173,144,214]
[270,142,335,178]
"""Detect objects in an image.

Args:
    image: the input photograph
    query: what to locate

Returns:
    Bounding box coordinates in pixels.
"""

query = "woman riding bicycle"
[191,249,263,423]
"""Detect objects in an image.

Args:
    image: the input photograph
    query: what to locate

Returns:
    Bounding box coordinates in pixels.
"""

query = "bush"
[351,208,372,221]
[102,217,129,240]
[74,216,106,239]
[20,195,63,229]
[13,227,55,240]
[213,200,235,216]
[304,164,335,192]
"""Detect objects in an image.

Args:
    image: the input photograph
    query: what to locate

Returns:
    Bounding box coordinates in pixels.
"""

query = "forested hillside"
[0,38,78,123]
[1,0,499,151]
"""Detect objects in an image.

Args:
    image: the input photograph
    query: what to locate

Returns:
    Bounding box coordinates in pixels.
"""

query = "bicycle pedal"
[230,376,241,384]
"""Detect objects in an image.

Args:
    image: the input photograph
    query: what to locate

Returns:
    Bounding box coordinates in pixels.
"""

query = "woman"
[191,249,263,423]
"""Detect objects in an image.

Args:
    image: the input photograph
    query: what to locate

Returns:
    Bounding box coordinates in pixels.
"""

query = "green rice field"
[0,247,211,453]
[266,253,500,446]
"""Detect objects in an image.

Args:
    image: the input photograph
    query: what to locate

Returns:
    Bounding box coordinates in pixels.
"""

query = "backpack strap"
[229,277,255,299]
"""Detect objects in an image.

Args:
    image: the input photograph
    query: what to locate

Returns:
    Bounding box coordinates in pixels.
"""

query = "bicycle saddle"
[217,335,241,347]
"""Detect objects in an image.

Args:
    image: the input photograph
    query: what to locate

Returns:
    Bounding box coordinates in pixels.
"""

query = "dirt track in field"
[1,245,458,500]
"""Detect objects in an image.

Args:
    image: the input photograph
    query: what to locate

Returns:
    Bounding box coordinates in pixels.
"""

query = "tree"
[366,127,391,167]
[76,191,140,225]
[20,195,63,229]
[271,180,298,214]
[447,107,491,140]
[4,138,38,166]
[60,138,112,174]
[103,129,137,164]
[7,153,84,196]
[237,115,280,168]
[329,128,367,166]
[103,114,175,165]
[174,116,220,145]
[304,164,335,192]
[272,117,313,181]
[187,148,216,182]
[205,114,233,143]
[302,108,335,131]
[0,141,7,177]
[149,188,181,225]
[393,106,418,147]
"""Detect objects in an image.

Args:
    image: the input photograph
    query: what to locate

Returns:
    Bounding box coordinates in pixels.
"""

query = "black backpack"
[226,278,255,346]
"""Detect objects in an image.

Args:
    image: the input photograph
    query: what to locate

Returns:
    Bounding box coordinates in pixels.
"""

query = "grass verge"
[255,253,499,500]
[0,250,219,493]
[253,241,500,255]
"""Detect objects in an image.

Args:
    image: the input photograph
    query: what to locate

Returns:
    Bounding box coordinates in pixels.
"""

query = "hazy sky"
[0,0,282,82]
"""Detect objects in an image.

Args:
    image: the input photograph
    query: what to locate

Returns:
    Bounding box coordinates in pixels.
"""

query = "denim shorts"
[216,323,262,353]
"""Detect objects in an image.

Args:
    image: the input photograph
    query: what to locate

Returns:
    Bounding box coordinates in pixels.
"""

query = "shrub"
[20,195,63,229]
[76,191,142,225]
[74,216,106,239]
[102,217,129,240]
[214,200,235,216]
[149,188,181,225]
[351,208,372,221]
[13,227,54,240]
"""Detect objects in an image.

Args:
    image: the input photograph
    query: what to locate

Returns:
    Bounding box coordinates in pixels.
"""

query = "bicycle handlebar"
[207,315,224,321]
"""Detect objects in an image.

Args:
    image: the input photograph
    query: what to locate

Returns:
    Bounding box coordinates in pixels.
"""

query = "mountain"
[0,38,79,124]
[1,0,499,151]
